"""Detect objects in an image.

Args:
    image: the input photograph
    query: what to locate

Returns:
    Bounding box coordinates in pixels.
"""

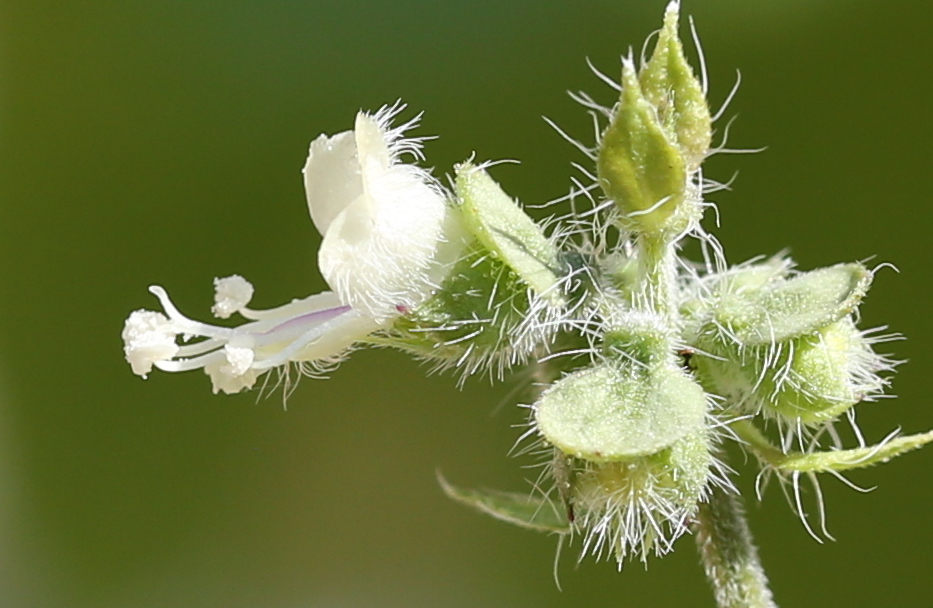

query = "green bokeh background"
[1,1,931,606]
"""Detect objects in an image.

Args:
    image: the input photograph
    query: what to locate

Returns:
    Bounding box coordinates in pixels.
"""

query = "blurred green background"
[1,1,931,606]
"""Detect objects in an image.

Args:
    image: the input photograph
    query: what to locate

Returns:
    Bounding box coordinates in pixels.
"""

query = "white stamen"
[212,275,255,319]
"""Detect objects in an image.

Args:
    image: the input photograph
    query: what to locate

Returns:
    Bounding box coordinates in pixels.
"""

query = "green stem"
[730,419,785,466]
[635,232,678,321]
[694,482,778,608]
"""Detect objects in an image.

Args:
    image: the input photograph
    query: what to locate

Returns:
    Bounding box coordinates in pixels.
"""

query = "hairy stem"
[694,482,777,608]
[730,419,785,466]
[635,232,679,322]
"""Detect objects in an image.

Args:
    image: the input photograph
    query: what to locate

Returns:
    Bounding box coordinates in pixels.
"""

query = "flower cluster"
[122,0,932,580]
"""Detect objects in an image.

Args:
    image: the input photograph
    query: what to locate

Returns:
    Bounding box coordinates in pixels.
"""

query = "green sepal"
[694,317,886,424]
[569,428,714,562]
[387,242,549,375]
[638,0,712,170]
[597,59,687,234]
[774,430,933,473]
[714,262,872,346]
[534,359,707,461]
[438,473,570,534]
[455,163,563,302]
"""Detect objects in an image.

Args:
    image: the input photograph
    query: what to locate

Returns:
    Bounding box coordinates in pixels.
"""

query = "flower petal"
[303,130,362,236]
[317,113,449,321]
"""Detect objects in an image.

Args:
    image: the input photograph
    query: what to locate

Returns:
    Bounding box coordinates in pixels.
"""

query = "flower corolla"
[122,105,455,393]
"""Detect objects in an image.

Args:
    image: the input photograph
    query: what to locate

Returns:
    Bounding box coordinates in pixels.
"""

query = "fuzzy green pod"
[764,317,887,424]
[570,428,714,563]
[694,316,889,425]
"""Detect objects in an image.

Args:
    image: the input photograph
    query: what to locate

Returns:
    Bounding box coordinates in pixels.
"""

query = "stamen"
[148,286,234,340]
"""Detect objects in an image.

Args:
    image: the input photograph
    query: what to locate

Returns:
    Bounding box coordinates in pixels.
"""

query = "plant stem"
[730,419,785,466]
[635,232,678,322]
[694,481,778,608]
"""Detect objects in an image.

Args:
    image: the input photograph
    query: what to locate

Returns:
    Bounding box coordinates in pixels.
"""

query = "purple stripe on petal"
[259,304,353,338]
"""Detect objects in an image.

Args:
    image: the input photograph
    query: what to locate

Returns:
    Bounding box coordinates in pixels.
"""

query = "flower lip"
[305,104,455,323]
[303,130,361,236]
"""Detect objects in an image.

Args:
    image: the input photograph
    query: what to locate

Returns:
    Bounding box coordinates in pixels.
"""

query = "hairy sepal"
[710,262,872,346]
[455,163,564,303]
[388,241,560,378]
[534,359,707,461]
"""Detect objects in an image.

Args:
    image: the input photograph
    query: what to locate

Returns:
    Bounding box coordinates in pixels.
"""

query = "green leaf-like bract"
[438,474,570,533]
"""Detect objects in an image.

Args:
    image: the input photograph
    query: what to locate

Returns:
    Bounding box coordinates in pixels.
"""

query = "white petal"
[251,308,381,370]
[318,144,448,320]
[354,112,393,174]
[292,310,383,362]
[303,130,362,236]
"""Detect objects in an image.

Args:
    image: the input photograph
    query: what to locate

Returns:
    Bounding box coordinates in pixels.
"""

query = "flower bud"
[687,261,886,424]
[694,316,890,425]
[639,0,712,171]
[597,58,688,234]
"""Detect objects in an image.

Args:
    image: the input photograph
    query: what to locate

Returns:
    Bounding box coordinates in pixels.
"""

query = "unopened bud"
[639,0,712,171]
[597,58,688,234]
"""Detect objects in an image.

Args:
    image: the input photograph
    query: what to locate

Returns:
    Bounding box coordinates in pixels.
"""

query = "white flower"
[122,105,456,394]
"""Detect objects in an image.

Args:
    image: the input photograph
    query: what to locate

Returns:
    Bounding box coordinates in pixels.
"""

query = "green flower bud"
[597,58,689,234]
[639,0,712,171]
[684,261,888,425]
